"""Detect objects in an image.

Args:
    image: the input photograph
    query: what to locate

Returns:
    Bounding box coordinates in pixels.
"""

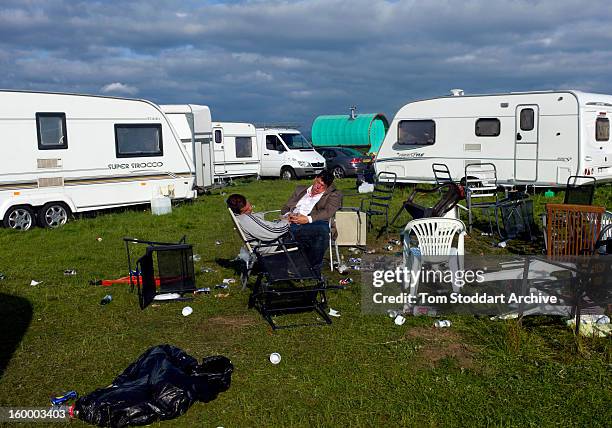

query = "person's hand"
[289,214,309,224]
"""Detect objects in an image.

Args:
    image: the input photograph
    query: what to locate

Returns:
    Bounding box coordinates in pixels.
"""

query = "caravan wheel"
[3,206,35,231]
[38,202,70,228]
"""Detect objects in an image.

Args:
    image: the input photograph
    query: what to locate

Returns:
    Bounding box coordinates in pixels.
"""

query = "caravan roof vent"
[349,105,357,120]
[450,89,464,96]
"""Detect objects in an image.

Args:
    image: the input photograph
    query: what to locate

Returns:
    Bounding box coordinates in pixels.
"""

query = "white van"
[0,90,202,231]
[256,127,326,179]
[375,90,612,186]
[212,122,259,179]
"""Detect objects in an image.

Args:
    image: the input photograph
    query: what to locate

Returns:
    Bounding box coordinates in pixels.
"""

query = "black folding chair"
[432,163,453,185]
[564,176,596,205]
[389,182,465,226]
[360,171,397,233]
[124,237,196,309]
[249,240,341,330]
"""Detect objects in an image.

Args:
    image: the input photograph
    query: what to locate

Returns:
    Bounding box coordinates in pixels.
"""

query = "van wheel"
[38,202,70,228]
[332,166,345,179]
[3,206,35,231]
[280,167,296,180]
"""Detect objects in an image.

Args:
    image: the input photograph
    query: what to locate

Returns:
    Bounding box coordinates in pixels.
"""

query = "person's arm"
[241,214,289,241]
[281,187,303,215]
[311,190,343,222]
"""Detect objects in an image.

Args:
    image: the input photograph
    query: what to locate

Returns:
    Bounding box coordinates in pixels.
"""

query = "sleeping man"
[226,171,342,274]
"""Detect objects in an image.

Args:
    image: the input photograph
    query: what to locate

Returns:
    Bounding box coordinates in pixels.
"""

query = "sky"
[1,0,612,134]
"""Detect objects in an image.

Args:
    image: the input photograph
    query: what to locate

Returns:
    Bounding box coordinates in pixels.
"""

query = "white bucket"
[151,196,172,215]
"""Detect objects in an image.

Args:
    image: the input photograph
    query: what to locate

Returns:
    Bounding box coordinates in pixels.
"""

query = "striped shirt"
[237,212,290,252]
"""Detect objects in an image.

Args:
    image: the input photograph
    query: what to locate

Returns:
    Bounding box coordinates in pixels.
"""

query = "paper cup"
[269,353,281,364]
[394,315,406,326]
[182,306,193,317]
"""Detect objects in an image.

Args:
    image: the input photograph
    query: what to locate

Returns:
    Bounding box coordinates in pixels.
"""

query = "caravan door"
[514,105,539,182]
[213,127,226,175]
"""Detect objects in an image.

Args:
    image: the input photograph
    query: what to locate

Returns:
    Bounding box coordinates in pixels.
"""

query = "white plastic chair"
[402,218,467,305]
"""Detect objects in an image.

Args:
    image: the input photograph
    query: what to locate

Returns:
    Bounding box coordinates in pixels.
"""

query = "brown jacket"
[281,184,343,223]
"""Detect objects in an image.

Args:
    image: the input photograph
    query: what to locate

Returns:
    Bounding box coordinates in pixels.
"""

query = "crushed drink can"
[215,240,222,245]
[200,267,216,273]
[348,257,361,264]
[0,273,5,280]
[194,287,211,294]
[214,284,229,290]
[222,278,236,284]
[339,278,353,286]
[388,239,401,246]
[191,254,201,262]
[337,264,349,274]
[350,265,361,271]
[63,269,77,276]
[385,245,394,251]
[51,390,78,405]
[434,320,452,328]
[387,309,399,318]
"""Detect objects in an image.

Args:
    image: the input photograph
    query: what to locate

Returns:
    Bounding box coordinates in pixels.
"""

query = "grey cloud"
[1,0,612,128]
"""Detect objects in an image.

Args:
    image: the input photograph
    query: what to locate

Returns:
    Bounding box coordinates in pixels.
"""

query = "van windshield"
[279,133,313,150]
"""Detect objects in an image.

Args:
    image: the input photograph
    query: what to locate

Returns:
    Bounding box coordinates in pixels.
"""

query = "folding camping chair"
[464,163,502,232]
[228,208,297,290]
[389,182,465,227]
[124,237,197,309]
[360,171,397,233]
[329,208,367,271]
[432,163,453,185]
[564,176,596,205]
[249,240,342,330]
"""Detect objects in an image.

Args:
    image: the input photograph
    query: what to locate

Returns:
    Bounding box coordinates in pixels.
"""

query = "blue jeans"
[289,221,330,272]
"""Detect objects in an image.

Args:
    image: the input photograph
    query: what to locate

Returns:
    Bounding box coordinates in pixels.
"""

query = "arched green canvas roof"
[311,113,389,152]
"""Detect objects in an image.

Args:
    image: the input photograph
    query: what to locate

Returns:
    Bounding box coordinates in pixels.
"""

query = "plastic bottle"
[100,295,112,305]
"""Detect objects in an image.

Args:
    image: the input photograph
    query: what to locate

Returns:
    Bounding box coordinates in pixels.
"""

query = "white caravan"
[211,122,259,179]
[0,90,204,231]
[160,104,214,190]
[375,90,612,186]
[256,127,326,179]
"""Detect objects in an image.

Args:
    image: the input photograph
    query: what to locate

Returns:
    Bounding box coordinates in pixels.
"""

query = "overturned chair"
[124,236,197,309]
[390,182,465,227]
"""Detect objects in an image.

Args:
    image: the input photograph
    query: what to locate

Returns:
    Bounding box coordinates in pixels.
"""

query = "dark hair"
[316,170,334,187]
[226,194,247,214]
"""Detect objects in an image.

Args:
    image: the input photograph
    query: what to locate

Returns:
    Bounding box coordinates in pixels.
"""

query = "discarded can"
[348,257,361,264]
[337,264,349,274]
[269,352,281,364]
[200,267,216,273]
[215,284,229,290]
[497,241,507,248]
[0,273,5,280]
[96,237,103,242]
[100,295,112,305]
[434,320,452,328]
[413,306,437,316]
[194,287,211,294]
[215,240,222,245]
[222,278,236,284]
[385,245,394,251]
[63,269,77,276]
[50,390,78,406]
[388,239,401,246]
[348,247,360,253]
[387,309,400,318]
[350,265,361,271]
[366,249,376,254]
[191,254,201,262]
[339,278,353,286]
[394,315,406,326]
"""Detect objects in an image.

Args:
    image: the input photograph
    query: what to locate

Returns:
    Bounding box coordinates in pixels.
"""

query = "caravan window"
[596,117,609,141]
[475,118,500,137]
[519,109,535,131]
[235,137,253,158]
[36,113,68,150]
[115,124,163,158]
[214,129,222,144]
[397,120,435,145]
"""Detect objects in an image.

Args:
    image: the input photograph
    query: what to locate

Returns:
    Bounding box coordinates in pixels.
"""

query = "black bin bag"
[75,345,233,427]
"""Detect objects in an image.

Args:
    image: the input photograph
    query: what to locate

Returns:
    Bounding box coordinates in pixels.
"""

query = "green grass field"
[0,178,610,427]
